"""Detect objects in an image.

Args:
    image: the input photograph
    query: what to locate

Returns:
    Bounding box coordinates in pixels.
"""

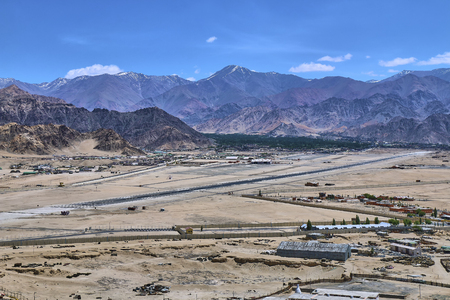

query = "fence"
[177,221,328,230]
[242,194,407,220]
[174,225,402,242]
[0,224,401,247]
[0,233,178,247]
[351,273,450,289]
[262,179,450,194]
[0,218,404,247]
[0,286,28,300]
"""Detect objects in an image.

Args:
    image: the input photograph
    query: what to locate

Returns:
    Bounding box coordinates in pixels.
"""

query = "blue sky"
[1,0,450,83]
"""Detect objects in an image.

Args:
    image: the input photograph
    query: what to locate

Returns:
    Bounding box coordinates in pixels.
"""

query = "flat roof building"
[390,243,422,256]
[277,241,351,261]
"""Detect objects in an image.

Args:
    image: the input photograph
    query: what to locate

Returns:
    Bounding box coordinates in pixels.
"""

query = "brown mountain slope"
[0,85,211,150]
[0,123,144,155]
[0,84,67,104]
[90,128,145,156]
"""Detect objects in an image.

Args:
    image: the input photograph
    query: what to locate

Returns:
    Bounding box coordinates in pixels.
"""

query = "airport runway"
[69,152,419,207]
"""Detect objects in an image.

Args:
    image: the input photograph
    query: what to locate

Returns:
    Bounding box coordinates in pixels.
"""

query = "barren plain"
[0,148,450,299]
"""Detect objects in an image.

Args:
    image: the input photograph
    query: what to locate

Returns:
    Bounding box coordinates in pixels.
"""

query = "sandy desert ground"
[1,148,450,299]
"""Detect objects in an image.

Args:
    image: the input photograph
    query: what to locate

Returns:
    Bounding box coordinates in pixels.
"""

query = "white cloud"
[388,69,399,73]
[194,69,200,74]
[318,53,352,62]
[289,62,335,73]
[366,55,371,59]
[362,71,385,77]
[186,77,196,81]
[206,36,217,43]
[417,52,450,65]
[379,57,417,67]
[65,64,123,79]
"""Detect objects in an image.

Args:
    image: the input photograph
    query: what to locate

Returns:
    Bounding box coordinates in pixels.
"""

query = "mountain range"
[0,85,211,150]
[2,66,450,144]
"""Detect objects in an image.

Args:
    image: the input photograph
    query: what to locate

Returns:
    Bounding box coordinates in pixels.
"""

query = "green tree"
[403,219,412,226]
[433,207,438,218]
[307,220,312,230]
[414,220,420,225]
[417,209,426,217]
[374,217,380,224]
[341,219,346,225]
[425,219,432,225]
[332,218,336,225]
[365,218,370,224]
[363,193,376,200]
[355,215,361,225]
[389,218,399,226]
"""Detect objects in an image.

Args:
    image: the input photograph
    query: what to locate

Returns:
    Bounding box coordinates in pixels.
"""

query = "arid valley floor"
[1,148,450,299]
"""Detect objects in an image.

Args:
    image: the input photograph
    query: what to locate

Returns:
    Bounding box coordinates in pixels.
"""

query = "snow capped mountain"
[0,72,191,112]
[205,65,255,80]
[382,68,450,82]
[2,65,450,144]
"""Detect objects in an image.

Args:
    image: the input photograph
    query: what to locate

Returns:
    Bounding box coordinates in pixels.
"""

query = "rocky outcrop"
[0,123,81,154]
[0,123,144,155]
[90,128,145,155]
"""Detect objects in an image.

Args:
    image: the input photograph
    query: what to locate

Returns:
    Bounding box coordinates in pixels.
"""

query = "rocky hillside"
[89,128,145,156]
[195,92,448,136]
[0,85,211,150]
[346,114,450,144]
[0,84,67,104]
[0,123,145,155]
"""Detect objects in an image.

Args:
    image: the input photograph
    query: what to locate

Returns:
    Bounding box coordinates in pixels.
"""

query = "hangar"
[276,241,351,261]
